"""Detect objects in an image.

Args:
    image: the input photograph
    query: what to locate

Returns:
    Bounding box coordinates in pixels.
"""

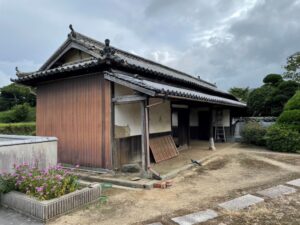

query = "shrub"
[284,91,300,111]
[265,125,300,153]
[0,163,79,200]
[277,110,300,131]
[0,173,16,194]
[0,110,11,123]
[0,104,36,123]
[0,122,36,135]
[241,122,267,146]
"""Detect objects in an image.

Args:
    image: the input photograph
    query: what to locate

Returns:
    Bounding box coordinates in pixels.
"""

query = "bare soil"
[205,192,300,225]
[50,144,300,225]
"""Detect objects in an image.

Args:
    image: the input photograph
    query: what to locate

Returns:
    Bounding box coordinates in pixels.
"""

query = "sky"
[0,0,300,91]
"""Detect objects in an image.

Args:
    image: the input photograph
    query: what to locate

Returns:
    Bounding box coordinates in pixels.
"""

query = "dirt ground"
[152,141,232,174]
[50,143,300,225]
[205,192,300,225]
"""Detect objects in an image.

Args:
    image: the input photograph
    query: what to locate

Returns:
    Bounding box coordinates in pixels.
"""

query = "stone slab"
[286,178,300,187]
[0,207,43,225]
[171,209,218,225]
[257,185,296,198]
[218,194,264,211]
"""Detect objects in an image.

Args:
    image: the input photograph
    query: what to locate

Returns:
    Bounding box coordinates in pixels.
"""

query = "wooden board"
[36,73,112,169]
[149,135,178,163]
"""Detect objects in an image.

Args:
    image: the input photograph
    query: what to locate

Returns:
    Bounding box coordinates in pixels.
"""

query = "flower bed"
[0,163,102,221]
[0,163,78,200]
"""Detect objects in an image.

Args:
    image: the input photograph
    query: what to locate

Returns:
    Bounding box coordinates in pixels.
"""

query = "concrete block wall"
[0,135,57,173]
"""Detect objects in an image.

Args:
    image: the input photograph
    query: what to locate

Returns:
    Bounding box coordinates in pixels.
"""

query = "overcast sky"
[0,0,299,91]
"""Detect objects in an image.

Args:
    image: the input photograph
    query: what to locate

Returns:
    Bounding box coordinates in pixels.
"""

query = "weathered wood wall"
[36,73,112,168]
[114,136,142,169]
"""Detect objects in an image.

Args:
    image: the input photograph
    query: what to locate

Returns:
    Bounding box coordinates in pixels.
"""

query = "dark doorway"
[198,111,210,140]
[177,108,190,146]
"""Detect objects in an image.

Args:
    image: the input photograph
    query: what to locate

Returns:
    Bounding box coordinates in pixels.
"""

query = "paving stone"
[147,223,163,225]
[218,194,264,211]
[257,185,296,198]
[171,209,218,225]
[286,178,300,187]
[0,207,43,225]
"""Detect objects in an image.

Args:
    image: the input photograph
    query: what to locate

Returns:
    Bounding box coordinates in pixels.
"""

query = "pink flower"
[75,164,80,168]
[55,175,63,180]
[36,186,43,192]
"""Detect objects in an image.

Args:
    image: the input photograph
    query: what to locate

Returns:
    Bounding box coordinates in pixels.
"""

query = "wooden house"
[13,26,246,173]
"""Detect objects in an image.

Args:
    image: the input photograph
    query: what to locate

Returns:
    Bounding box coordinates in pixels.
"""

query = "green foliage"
[246,80,299,116]
[0,174,16,194]
[0,104,36,123]
[0,122,36,135]
[263,74,283,85]
[277,110,300,131]
[0,83,36,111]
[9,104,30,122]
[284,91,300,111]
[228,87,250,102]
[283,52,300,82]
[1,164,79,200]
[241,122,267,146]
[265,124,300,152]
[247,85,275,116]
[266,91,300,152]
[278,81,300,99]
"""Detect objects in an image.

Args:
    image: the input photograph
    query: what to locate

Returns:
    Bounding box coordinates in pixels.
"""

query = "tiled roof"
[71,32,219,91]
[13,58,99,82]
[104,70,246,108]
[14,31,232,96]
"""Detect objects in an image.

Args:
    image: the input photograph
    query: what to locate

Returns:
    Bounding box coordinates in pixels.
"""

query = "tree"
[283,52,300,82]
[246,73,299,116]
[265,91,300,152]
[263,74,283,86]
[269,80,300,116]
[0,84,36,111]
[247,85,275,116]
[228,87,250,102]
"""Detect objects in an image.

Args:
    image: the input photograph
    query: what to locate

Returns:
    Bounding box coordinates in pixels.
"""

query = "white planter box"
[1,183,101,222]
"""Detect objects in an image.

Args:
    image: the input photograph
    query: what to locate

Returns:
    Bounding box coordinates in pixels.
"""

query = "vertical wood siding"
[36,74,111,168]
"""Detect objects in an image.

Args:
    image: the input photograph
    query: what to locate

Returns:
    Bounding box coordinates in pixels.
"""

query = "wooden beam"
[209,108,216,150]
[145,99,150,168]
[140,100,146,173]
[112,95,146,104]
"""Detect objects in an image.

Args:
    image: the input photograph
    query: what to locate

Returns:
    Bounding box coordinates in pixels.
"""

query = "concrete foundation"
[0,184,101,222]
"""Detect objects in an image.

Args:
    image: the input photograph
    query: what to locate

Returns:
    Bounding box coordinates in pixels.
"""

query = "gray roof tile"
[105,70,246,107]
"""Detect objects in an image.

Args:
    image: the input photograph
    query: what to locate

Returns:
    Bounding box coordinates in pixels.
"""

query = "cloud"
[0,0,299,91]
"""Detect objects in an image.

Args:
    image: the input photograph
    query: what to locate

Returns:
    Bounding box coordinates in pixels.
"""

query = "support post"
[209,108,216,150]
[140,99,150,175]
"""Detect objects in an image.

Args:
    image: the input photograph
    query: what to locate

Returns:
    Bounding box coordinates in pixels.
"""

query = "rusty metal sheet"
[149,135,178,163]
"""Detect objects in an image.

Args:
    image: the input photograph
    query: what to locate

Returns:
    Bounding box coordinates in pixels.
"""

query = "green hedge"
[0,122,36,135]
[241,122,267,146]
[265,124,300,153]
[284,90,300,110]
[277,109,300,131]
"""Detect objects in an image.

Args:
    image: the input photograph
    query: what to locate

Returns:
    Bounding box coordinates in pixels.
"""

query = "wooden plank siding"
[36,73,112,169]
